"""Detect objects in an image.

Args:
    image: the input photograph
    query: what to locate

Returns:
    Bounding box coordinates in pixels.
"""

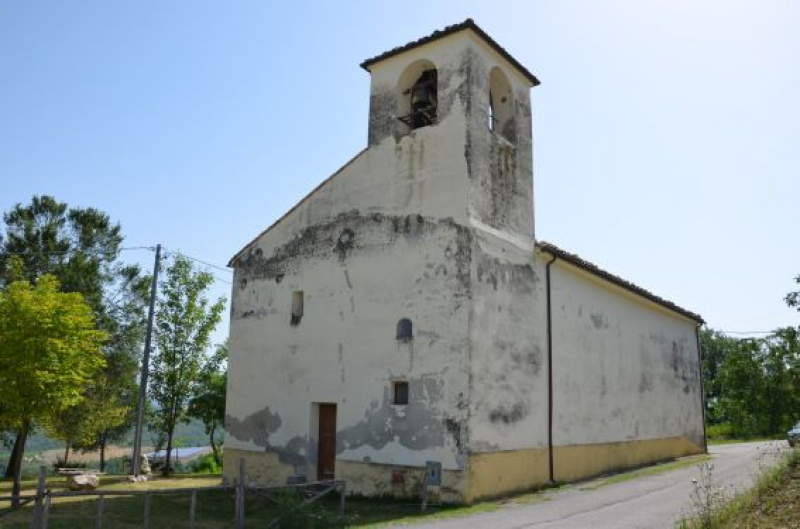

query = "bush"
[189,453,222,474]
[707,423,735,440]
[52,456,89,472]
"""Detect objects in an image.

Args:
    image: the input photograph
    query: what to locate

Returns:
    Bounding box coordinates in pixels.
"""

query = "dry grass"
[680,447,800,528]
[721,448,800,528]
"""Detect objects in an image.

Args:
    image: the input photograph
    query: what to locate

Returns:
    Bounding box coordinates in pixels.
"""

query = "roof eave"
[537,242,705,325]
[360,19,540,87]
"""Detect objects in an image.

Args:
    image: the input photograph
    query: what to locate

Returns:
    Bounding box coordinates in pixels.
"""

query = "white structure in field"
[223,19,706,502]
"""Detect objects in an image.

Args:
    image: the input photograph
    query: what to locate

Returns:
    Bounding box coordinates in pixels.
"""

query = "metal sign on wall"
[425,461,442,486]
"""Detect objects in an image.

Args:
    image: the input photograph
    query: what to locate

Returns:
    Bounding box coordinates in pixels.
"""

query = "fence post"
[143,492,151,529]
[421,471,429,512]
[42,495,51,529]
[32,465,47,529]
[338,481,346,521]
[95,494,105,529]
[235,458,245,529]
[189,489,197,529]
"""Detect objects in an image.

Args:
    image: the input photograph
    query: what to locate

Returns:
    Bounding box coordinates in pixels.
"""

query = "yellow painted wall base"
[224,436,702,503]
[466,448,550,502]
[222,448,294,486]
[553,436,703,483]
[337,459,467,503]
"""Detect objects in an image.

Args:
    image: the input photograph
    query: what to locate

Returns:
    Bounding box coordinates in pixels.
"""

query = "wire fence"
[1,459,346,528]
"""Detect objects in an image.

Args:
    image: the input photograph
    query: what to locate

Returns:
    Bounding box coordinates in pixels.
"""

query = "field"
[0,474,497,528]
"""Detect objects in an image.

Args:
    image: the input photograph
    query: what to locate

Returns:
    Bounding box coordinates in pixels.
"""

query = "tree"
[63,265,150,471]
[45,355,135,470]
[0,196,149,476]
[188,341,228,466]
[0,276,106,504]
[699,328,740,424]
[69,354,139,472]
[785,274,800,310]
[716,338,766,437]
[150,255,225,475]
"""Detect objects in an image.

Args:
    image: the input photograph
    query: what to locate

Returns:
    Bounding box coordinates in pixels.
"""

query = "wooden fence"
[2,459,346,528]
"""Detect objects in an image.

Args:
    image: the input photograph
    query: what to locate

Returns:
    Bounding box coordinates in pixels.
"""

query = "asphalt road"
[415,441,788,529]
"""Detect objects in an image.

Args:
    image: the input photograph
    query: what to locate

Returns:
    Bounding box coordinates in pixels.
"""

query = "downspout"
[545,254,558,483]
[695,324,708,454]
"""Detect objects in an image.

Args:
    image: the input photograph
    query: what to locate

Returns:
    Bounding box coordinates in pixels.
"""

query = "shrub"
[52,456,89,472]
[189,453,222,474]
[707,423,735,440]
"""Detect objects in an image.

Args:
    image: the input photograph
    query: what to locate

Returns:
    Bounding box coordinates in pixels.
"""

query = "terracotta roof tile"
[360,19,540,86]
[537,241,704,324]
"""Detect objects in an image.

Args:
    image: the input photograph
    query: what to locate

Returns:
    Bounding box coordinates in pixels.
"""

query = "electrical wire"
[2,246,155,256]
[718,330,777,335]
[161,247,232,274]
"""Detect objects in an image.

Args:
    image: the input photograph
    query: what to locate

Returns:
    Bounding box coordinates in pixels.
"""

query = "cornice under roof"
[360,18,540,87]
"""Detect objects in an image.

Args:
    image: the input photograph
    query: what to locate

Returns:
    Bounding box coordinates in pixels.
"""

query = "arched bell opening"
[488,67,515,142]
[397,60,438,134]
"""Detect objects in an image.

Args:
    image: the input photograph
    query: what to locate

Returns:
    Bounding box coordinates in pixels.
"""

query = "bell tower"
[361,19,540,242]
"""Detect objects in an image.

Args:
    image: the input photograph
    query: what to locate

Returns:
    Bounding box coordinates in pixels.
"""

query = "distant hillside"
[7,419,211,455]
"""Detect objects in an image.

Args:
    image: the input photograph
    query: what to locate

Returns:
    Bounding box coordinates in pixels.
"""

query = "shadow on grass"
[0,479,488,528]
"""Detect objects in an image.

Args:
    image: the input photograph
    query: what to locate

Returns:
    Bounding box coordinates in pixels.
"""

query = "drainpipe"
[695,324,708,454]
[545,254,558,483]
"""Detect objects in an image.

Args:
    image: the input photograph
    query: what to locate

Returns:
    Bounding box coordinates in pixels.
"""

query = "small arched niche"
[397,60,438,133]
[488,67,515,142]
[396,318,413,342]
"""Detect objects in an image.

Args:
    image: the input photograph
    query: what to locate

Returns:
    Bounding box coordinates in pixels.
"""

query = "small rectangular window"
[393,381,409,405]
[291,291,304,326]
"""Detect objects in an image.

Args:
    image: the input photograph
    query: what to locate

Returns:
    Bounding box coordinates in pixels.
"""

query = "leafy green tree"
[0,196,149,476]
[785,274,800,310]
[150,255,225,475]
[188,341,228,466]
[699,328,740,424]
[760,328,799,434]
[69,357,139,472]
[0,276,106,503]
[716,338,766,437]
[45,357,136,470]
[65,265,149,471]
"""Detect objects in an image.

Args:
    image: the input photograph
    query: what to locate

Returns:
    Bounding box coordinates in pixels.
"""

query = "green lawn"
[707,437,785,446]
[0,474,501,528]
[0,454,719,528]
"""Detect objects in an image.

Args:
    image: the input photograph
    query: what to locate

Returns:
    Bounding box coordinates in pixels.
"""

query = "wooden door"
[317,404,337,481]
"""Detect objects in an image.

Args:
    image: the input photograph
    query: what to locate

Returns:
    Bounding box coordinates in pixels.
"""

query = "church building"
[223,20,706,503]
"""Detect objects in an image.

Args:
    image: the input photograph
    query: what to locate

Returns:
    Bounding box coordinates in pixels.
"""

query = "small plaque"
[391,469,407,485]
[425,461,442,486]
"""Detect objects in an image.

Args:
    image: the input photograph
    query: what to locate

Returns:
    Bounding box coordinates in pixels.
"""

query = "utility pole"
[132,243,161,476]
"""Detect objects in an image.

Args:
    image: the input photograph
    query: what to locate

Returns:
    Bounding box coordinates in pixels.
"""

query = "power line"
[4,244,233,285]
[2,246,155,256]
[211,274,232,286]
[718,330,777,335]
[162,248,232,274]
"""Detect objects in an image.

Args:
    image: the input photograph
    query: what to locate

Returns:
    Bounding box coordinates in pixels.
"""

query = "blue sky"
[1,1,799,345]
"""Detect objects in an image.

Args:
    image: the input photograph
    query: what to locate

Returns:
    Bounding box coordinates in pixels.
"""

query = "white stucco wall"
[466,231,549,453]
[548,259,705,449]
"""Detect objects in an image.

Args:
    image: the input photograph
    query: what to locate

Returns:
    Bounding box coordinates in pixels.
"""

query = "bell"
[411,70,437,111]
[411,82,434,110]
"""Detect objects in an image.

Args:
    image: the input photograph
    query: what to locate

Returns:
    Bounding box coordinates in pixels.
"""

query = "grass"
[679,447,800,528]
[707,437,784,446]
[0,452,723,528]
[579,454,712,491]
[0,474,507,528]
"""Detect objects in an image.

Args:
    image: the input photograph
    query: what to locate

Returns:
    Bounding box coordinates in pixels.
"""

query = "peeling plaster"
[226,407,282,447]
[337,378,463,455]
